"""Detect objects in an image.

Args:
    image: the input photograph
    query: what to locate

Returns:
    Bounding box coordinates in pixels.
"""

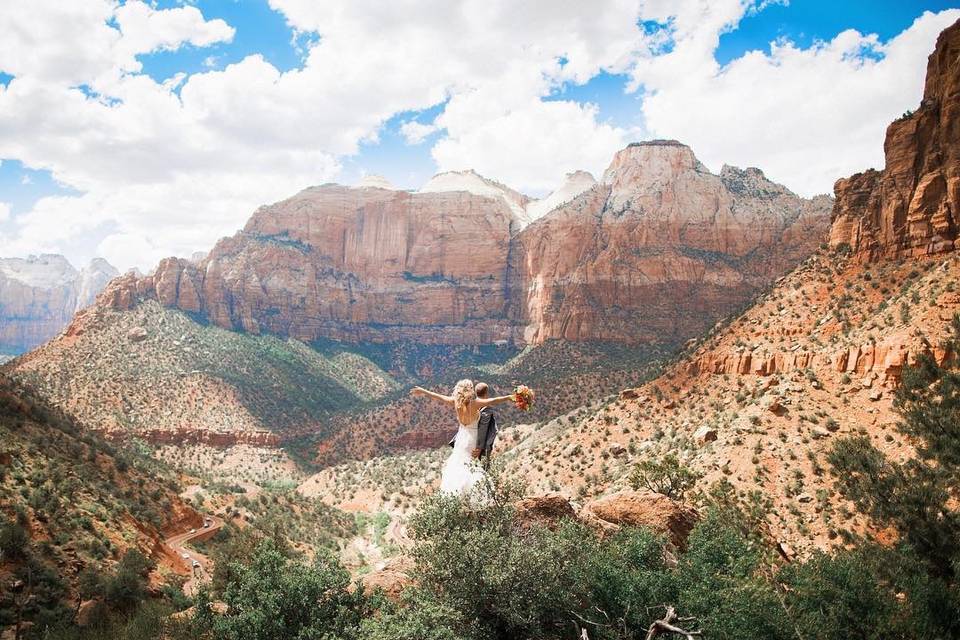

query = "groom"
[448,381,498,468]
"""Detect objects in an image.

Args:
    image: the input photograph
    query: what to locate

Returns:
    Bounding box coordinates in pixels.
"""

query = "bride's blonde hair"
[453,378,476,416]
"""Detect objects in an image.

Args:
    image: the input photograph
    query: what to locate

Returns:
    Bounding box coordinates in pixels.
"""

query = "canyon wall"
[830,19,960,261]
[0,255,117,354]
[516,141,832,344]
[96,144,831,346]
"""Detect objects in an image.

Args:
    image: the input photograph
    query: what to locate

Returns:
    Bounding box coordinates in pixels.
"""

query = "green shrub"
[628,453,701,500]
[195,539,368,640]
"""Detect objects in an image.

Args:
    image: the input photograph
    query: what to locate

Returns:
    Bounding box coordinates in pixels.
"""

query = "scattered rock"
[811,427,832,439]
[693,426,717,445]
[869,390,883,401]
[777,540,795,561]
[619,388,639,400]
[608,443,627,457]
[796,493,813,504]
[763,395,783,414]
[127,326,148,342]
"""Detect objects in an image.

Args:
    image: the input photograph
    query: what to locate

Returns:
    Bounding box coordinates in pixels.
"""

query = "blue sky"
[1,0,958,270]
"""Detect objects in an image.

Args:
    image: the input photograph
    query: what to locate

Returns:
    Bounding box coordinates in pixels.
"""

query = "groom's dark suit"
[448,406,497,467]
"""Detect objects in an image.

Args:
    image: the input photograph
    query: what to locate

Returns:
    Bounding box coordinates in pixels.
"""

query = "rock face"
[0,255,118,354]
[584,490,699,549]
[831,19,960,261]
[96,144,830,347]
[517,141,832,343]
[101,185,520,345]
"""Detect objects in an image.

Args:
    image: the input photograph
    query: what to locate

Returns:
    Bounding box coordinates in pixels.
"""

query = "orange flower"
[512,385,535,411]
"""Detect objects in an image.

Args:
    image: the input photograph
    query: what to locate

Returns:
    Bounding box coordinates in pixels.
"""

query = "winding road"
[165,515,224,596]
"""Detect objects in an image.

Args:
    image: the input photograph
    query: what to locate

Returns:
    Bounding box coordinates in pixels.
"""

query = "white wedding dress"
[439,413,486,495]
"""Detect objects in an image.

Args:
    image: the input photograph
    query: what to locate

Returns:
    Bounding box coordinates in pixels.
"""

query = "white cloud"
[634,8,960,196]
[433,100,626,194]
[0,202,10,222]
[0,0,955,271]
[113,1,235,58]
[400,120,439,145]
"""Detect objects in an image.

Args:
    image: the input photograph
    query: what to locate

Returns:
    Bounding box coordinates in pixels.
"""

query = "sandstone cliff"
[830,18,960,261]
[0,254,118,354]
[96,145,830,347]
[516,141,832,343]
[101,184,521,345]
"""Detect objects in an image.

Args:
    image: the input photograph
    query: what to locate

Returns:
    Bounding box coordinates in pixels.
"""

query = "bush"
[628,453,701,500]
[0,518,29,560]
[195,539,368,640]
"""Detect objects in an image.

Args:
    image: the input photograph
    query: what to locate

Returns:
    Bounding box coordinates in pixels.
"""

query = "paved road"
[165,515,224,596]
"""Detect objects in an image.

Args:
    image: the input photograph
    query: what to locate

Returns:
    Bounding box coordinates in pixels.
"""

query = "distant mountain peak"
[356,174,395,190]
[419,169,530,224]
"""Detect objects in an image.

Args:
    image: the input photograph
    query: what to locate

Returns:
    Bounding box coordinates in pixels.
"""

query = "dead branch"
[644,605,702,640]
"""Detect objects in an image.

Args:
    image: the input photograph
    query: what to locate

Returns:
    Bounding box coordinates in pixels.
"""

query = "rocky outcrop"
[584,490,699,549]
[516,141,832,343]
[93,144,830,347]
[98,427,281,448]
[101,185,520,345]
[0,255,118,354]
[515,493,580,530]
[686,336,952,385]
[360,556,414,601]
[831,19,960,261]
[513,491,699,550]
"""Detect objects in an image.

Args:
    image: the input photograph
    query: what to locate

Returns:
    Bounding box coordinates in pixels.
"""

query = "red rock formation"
[831,19,960,261]
[517,142,831,343]
[686,336,951,385]
[93,144,830,348]
[98,427,281,448]
[584,490,699,549]
[101,185,520,345]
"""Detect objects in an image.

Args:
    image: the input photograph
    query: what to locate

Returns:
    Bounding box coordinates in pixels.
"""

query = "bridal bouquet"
[512,385,535,411]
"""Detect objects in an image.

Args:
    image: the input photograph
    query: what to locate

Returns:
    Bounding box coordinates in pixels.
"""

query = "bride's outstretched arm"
[409,386,454,405]
[476,394,514,407]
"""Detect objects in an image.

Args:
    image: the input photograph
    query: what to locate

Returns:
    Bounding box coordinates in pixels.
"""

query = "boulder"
[515,494,579,530]
[619,388,640,400]
[361,556,414,602]
[584,490,699,549]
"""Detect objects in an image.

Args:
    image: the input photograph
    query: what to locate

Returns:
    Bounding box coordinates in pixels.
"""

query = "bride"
[410,379,515,495]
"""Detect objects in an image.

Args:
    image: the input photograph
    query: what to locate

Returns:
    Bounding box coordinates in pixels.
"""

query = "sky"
[0,1,958,272]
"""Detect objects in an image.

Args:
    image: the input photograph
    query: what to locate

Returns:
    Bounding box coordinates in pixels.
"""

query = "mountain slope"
[10,300,399,443]
[0,373,200,620]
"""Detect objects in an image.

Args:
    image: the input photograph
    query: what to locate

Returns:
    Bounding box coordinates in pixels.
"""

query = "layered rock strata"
[831,19,960,261]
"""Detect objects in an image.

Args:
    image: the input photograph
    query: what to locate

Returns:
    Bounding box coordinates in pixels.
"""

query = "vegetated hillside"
[304,248,960,554]
[0,374,199,629]
[295,340,674,468]
[8,301,399,443]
